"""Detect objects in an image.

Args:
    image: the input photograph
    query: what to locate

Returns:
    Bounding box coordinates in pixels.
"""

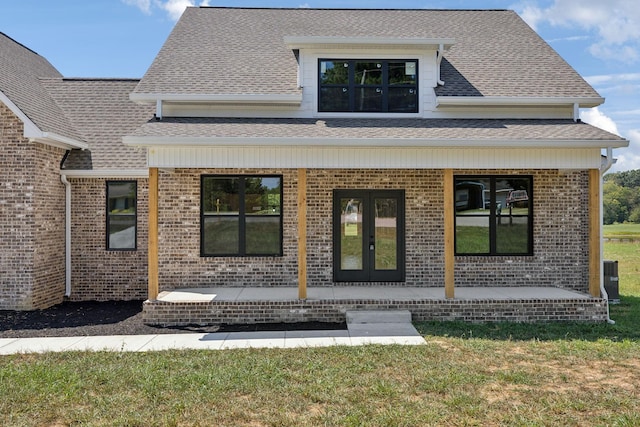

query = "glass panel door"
[333,190,404,282]
[340,197,363,270]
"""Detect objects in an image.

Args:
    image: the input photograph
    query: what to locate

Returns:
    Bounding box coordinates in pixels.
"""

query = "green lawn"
[1,237,639,426]
[604,223,640,239]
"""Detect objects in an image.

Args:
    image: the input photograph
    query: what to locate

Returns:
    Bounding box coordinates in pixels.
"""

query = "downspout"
[60,173,72,297]
[600,146,615,324]
[436,43,445,86]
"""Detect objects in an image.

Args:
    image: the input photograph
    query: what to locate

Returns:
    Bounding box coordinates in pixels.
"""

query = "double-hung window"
[455,176,533,256]
[319,59,418,113]
[201,175,283,256]
[106,181,137,250]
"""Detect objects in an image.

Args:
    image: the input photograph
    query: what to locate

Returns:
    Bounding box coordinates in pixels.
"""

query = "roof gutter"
[436,96,605,109]
[59,169,149,179]
[131,93,303,106]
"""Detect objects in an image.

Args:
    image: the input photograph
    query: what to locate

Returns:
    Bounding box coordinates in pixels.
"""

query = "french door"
[333,190,405,282]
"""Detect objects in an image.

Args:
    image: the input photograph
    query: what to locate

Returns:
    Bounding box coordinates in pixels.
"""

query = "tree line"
[603,169,640,224]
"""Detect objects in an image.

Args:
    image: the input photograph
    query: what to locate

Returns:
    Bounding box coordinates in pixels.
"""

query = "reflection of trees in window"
[319,59,418,113]
[107,181,137,250]
[455,176,532,256]
[201,176,282,256]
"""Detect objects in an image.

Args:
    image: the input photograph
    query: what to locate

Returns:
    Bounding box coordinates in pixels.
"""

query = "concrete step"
[346,310,412,325]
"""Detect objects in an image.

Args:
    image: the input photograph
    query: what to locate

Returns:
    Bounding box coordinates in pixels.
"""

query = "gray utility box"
[603,260,620,304]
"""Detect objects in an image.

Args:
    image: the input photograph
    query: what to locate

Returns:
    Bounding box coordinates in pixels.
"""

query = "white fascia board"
[33,132,89,150]
[123,135,628,149]
[284,36,455,50]
[436,96,604,108]
[1,90,87,150]
[60,169,149,178]
[129,93,303,105]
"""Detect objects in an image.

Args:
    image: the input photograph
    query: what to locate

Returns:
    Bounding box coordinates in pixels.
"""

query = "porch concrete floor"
[157,286,594,303]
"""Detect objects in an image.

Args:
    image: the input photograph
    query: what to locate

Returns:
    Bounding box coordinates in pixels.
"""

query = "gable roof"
[40,79,154,171]
[0,32,85,147]
[133,7,600,101]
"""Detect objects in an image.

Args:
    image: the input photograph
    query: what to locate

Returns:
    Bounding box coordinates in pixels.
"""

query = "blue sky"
[1,0,639,171]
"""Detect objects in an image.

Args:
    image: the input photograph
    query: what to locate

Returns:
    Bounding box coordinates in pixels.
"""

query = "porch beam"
[444,169,455,298]
[148,167,159,300]
[298,168,307,299]
[588,168,601,297]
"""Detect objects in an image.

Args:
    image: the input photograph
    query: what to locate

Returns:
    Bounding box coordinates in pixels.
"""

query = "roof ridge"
[195,6,510,12]
[0,31,42,57]
[60,77,141,82]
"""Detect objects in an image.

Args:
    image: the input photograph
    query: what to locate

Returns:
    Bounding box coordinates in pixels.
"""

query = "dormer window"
[319,59,418,113]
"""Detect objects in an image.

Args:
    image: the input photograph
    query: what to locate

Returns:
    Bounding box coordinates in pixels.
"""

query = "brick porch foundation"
[143,291,608,326]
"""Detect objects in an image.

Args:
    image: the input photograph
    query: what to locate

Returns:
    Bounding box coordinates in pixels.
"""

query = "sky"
[1,0,639,172]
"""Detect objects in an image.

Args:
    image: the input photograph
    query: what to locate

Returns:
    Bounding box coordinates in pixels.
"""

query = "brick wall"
[68,178,148,301]
[154,168,591,294]
[157,169,299,288]
[143,297,608,326]
[0,102,66,309]
[454,169,590,292]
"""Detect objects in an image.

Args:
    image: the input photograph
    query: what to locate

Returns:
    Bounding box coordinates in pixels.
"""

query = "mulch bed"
[0,300,345,338]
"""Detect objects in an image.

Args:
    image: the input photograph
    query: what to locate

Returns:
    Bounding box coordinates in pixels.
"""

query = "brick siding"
[0,103,66,309]
[153,168,591,295]
[68,178,148,301]
[143,297,608,326]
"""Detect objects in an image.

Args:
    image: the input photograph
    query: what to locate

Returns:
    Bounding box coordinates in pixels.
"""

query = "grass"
[1,236,639,426]
[604,223,640,239]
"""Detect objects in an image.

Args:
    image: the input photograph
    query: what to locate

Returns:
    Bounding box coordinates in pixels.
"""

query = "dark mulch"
[0,300,345,338]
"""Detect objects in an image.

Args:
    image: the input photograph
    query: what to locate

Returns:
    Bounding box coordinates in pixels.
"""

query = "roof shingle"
[134,8,600,99]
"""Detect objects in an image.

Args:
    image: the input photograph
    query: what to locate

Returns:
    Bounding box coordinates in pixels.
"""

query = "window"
[201,176,283,256]
[319,59,418,113]
[107,181,137,250]
[454,176,532,256]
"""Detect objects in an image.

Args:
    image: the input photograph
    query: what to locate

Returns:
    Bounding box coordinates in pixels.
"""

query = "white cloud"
[580,107,620,135]
[124,0,209,20]
[121,0,152,15]
[610,129,640,172]
[155,0,210,21]
[516,0,640,63]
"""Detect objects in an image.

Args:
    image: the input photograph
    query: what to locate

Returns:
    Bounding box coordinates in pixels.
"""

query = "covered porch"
[142,286,608,326]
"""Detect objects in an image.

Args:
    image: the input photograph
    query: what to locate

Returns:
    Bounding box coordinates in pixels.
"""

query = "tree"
[603,170,640,224]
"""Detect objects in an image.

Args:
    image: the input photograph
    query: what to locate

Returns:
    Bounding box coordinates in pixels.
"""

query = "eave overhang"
[436,96,605,109]
[0,90,88,150]
[123,135,628,150]
[59,169,149,178]
[284,36,455,51]
[129,93,303,106]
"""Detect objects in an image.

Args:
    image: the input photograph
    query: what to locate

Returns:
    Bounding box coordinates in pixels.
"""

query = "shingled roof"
[0,32,83,142]
[40,79,154,171]
[125,117,625,147]
[133,7,600,100]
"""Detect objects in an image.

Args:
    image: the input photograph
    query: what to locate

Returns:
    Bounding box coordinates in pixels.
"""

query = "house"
[0,7,628,324]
